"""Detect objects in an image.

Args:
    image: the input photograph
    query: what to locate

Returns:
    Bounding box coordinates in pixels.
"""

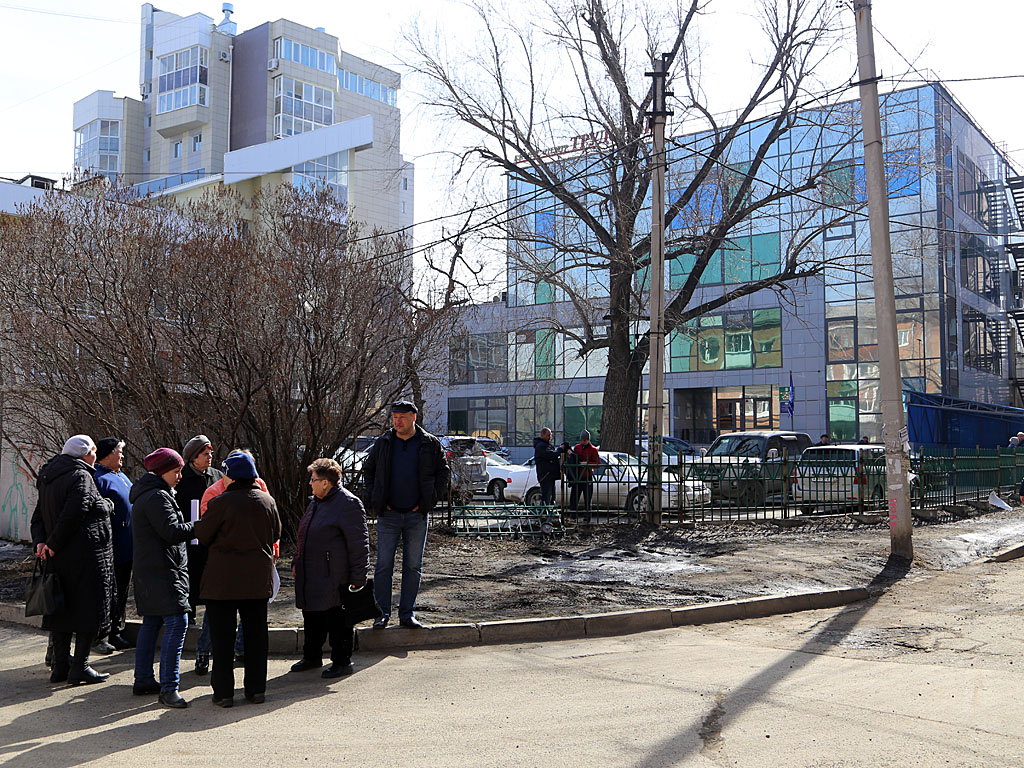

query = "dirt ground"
[3,501,1024,627]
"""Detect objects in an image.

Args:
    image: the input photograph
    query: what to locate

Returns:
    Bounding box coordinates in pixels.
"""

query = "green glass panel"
[535,329,556,379]
[753,308,782,368]
[828,399,857,442]
[698,251,722,285]
[826,380,858,398]
[751,233,780,280]
[722,237,751,284]
[668,252,697,289]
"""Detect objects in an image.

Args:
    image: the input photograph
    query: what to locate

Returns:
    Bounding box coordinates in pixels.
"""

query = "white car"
[793,443,921,514]
[517,450,711,512]
[482,453,534,501]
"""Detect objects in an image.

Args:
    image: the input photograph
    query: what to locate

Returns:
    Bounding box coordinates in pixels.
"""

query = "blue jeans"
[374,510,428,621]
[135,613,188,693]
[196,609,245,656]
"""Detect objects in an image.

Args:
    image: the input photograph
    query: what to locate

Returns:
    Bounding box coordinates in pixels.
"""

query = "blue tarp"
[905,390,1024,450]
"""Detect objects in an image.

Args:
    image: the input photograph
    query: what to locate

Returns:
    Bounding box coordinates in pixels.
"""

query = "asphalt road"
[1,557,1022,767]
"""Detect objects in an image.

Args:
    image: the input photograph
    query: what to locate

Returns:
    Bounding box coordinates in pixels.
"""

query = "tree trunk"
[600,301,643,452]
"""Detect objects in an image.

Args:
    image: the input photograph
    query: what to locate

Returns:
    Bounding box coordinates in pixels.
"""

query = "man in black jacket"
[363,401,450,630]
[533,428,568,505]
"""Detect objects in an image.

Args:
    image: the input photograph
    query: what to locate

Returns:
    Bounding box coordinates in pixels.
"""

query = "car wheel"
[870,485,884,510]
[740,482,765,508]
[800,503,814,515]
[626,488,650,516]
[488,479,507,502]
[524,487,543,507]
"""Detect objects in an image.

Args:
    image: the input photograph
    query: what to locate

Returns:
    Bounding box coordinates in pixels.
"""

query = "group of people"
[29,400,452,708]
[533,428,601,516]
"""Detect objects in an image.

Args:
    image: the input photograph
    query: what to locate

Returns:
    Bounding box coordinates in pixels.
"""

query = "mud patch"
[698,693,727,752]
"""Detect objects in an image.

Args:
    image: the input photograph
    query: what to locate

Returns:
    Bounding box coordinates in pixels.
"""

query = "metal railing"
[438,447,1024,535]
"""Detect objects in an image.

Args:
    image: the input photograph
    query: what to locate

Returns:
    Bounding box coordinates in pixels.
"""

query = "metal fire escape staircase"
[999,176,1024,406]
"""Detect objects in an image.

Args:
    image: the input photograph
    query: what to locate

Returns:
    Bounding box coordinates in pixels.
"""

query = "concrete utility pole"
[853,0,913,561]
[646,53,672,526]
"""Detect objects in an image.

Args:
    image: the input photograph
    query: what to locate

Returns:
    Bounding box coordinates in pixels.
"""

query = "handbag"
[25,557,64,617]
[340,577,382,624]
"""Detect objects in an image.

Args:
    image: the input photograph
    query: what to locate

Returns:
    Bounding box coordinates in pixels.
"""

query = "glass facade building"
[437,84,1018,459]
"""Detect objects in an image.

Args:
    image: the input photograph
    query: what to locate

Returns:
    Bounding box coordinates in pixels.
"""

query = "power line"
[0,3,136,24]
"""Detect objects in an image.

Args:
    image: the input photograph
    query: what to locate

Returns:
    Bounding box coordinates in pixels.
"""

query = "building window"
[156,45,209,114]
[273,76,334,138]
[290,151,349,204]
[192,133,202,153]
[401,201,406,214]
[172,141,182,159]
[669,308,782,372]
[144,148,150,163]
[402,176,408,191]
[74,119,120,180]
[338,68,397,106]
[513,394,563,447]
[447,397,508,442]
[273,37,336,75]
[449,332,507,385]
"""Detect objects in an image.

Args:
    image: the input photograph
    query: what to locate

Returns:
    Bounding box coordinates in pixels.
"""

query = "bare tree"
[405,0,888,451]
[0,185,466,536]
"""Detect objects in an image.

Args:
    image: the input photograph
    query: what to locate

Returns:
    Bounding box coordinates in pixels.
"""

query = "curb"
[988,543,1024,563]
[0,587,869,653]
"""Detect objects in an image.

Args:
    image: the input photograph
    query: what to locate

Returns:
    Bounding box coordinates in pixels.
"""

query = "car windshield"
[446,438,484,457]
[487,453,510,465]
[707,435,766,458]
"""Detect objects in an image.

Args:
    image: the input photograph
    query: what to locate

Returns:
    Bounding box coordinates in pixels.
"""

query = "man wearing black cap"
[93,438,134,653]
[363,401,450,629]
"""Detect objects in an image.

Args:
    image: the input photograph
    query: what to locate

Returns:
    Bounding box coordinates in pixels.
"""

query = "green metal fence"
[444,447,1024,535]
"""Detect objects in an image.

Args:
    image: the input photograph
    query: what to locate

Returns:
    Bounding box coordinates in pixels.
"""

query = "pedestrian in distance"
[130,448,195,708]
[30,435,115,685]
[816,434,831,447]
[290,457,369,679]
[91,438,134,654]
[533,428,569,506]
[176,434,224,675]
[195,451,281,707]
[570,430,600,520]
[363,400,450,630]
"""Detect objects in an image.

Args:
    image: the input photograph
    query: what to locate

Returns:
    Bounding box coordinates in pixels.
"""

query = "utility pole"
[853,0,913,561]
[646,53,672,526]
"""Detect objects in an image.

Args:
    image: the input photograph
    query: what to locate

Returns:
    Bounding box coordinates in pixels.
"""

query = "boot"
[68,659,110,685]
[49,632,72,683]
[67,633,109,685]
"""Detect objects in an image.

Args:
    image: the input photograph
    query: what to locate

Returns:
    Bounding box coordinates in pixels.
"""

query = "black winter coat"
[30,454,114,635]
[176,463,223,606]
[533,437,565,485]
[292,485,369,612]
[363,425,450,516]
[130,472,195,617]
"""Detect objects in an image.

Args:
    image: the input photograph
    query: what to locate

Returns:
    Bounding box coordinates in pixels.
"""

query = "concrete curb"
[0,586,870,654]
[988,543,1024,563]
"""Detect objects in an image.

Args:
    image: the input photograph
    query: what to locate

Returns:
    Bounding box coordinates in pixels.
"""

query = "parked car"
[688,430,813,506]
[636,436,702,469]
[518,451,711,513]
[794,443,921,514]
[481,453,534,501]
[475,436,512,461]
[437,435,490,499]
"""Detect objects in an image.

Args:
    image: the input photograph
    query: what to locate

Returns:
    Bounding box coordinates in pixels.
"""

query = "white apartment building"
[72,3,411,235]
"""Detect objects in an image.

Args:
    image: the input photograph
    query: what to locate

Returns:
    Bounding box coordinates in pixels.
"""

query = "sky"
[1,0,1022,261]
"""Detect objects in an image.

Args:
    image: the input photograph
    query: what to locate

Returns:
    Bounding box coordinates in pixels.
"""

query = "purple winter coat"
[292,485,369,612]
